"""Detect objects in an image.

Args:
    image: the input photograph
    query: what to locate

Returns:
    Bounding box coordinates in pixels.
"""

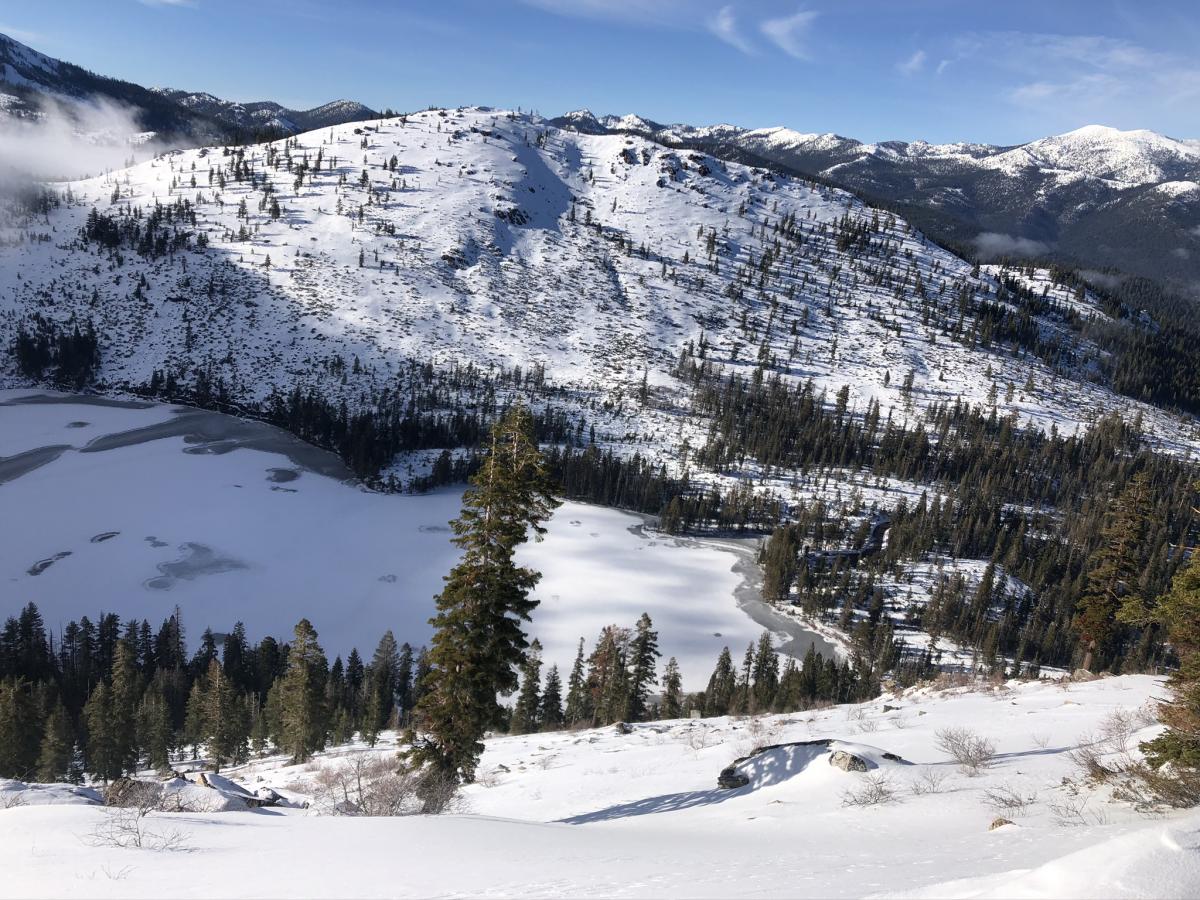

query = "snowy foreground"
[2,675,1197,899]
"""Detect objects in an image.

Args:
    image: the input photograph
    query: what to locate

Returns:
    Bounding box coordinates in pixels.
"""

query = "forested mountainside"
[2,106,1198,679]
[552,111,1200,294]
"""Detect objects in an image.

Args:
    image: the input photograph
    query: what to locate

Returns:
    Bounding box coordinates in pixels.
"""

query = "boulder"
[829,750,870,772]
[990,817,1015,830]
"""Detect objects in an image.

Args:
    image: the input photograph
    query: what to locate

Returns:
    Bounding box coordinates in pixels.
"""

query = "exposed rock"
[614,721,633,735]
[990,817,1015,830]
[717,739,832,789]
[829,750,870,772]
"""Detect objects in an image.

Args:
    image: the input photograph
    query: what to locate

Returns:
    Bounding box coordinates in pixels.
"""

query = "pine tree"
[84,681,120,782]
[203,658,248,769]
[751,631,779,712]
[365,631,401,741]
[563,638,591,727]
[109,640,142,774]
[278,619,329,764]
[704,647,736,716]
[625,614,661,722]
[509,639,543,735]
[1141,545,1200,800]
[136,685,173,773]
[0,677,41,779]
[540,664,564,729]
[36,698,74,782]
[587,626,630,726]
[661,657,683,719]
[1073,472,1152,671]
[408,404,559,786]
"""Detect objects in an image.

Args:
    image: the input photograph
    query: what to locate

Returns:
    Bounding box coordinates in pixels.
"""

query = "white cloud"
[897,50,926,77]
[0,23,43,43]
[0,94,172,183]
[518,0,684,26]
[954,31,1200,118]
[973,231,1051,259]
[760,8,818,60]
[935,58,951,76]
[708,6,755,55]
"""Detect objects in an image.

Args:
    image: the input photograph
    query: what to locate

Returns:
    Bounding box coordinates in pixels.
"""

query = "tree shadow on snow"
[559,743,820,824]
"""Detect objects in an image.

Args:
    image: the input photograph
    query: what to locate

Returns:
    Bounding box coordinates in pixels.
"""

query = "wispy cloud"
[708,5,755,55]
[760,8,818,61]
[897,49,926,77]
[0,23,43,43]
[518,0,684,26]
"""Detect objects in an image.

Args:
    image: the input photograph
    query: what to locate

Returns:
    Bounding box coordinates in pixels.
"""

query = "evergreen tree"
[0,677,41,779]
[109,640,142,774]
[1073,472,1152,671]
[278,619,329,764]
[1142,544,1200,800]
[83,681,120,782]
[408,404,559,786]
[563,638,591,727]
[203,658,248,769]
[365,631,401,740]
[509,639,543,735]
[625,614,661,722]
[540,664,564,729]
[661,657,683,719]
[136,684,173,774]
[36,698,74,782]
[704,647,736,716]
[751,631,779,712]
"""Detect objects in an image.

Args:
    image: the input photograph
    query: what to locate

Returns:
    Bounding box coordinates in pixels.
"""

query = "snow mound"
[882,811,1200,899]
[159,777,249,812]
[722,739,908,790]
[0,778,102,807]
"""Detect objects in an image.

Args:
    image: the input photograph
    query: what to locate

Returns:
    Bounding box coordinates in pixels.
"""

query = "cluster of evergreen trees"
[0,604,431,782]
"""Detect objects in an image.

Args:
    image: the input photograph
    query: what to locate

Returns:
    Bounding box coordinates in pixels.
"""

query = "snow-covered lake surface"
[0,390,832,686]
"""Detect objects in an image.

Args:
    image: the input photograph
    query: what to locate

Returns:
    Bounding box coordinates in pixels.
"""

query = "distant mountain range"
[2,31,1196,290]
[551,111,1200,292]
[0,32,377,142]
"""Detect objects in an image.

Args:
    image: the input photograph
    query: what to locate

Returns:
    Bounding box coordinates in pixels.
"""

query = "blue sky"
[4,0,1198,144]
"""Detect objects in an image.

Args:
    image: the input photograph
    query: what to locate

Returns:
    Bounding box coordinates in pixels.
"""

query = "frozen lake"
[0,391,834,688]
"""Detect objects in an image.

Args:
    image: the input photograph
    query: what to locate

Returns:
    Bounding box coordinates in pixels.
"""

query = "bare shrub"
[89,805,190,851]
[841,773,899,807]
[908,767,949,796]
[0,792,27,810]
[1098,710,1138,758]
[935,727,996,775]
[982,783,1037,815]
[1068,735,1116,784]
[311,756,423,816]
[1047,794,1108,827]
[1030,732,1051,750]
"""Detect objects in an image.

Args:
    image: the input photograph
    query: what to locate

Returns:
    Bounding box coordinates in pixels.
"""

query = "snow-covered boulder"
[717,739,908,789]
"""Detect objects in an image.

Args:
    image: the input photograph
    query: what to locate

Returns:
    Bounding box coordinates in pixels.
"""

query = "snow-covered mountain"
[0,32,376,143]
[152,89,378,138]
[552,111,1200,290]
[4,106,1192,456]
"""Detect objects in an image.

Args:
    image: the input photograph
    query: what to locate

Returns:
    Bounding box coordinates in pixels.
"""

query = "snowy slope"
[2,105,1195,486]
[1,674,1194,899]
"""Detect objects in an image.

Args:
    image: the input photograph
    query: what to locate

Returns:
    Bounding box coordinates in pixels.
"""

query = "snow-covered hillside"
[2,674,1195,899]
[2,105,1195,483]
